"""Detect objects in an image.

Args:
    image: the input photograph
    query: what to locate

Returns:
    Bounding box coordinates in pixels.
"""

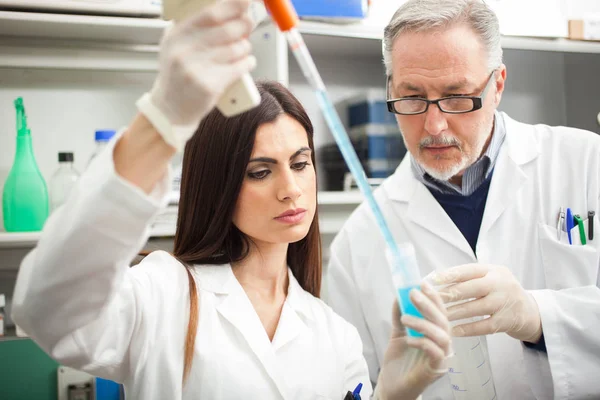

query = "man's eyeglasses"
[386,70,497,115]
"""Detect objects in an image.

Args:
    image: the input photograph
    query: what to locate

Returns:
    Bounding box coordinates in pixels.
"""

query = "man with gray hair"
[327,0,600,398]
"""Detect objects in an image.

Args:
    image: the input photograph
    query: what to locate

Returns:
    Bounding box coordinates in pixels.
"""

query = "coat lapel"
[272,273,310,351]
[197,265,290,399]
[384,158,475,259]
[478,113,539,240]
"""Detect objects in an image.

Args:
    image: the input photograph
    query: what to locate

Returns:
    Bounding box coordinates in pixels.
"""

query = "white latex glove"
[376,282,451,400]
[433,264,543,343]
[137,0,257,151]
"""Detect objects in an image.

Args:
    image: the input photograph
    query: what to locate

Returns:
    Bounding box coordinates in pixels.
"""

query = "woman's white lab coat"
[11,136,372,400]
[327,112,600,400]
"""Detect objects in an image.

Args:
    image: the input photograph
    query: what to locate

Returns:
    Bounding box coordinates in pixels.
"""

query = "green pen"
[573,215,587,245]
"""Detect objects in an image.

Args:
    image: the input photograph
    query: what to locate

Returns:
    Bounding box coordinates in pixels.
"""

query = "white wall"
[499,49,568,126]
[0,68,154,226]
[565,52,600,133]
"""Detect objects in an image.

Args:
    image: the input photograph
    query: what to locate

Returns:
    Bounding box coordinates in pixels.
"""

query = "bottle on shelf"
[87,129,116,168]
[50,152,80,212]
[2,97,49,232]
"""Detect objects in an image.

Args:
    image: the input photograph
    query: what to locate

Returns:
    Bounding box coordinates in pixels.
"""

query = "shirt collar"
[194,263,314,321]
[484,111,506,176]
[285,270,315,321]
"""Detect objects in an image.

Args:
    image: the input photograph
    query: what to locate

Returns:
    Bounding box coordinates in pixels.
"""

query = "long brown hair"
[173,81,322,383]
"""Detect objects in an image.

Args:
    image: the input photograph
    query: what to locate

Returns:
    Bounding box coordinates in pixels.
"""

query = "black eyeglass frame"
[386,70,497,115]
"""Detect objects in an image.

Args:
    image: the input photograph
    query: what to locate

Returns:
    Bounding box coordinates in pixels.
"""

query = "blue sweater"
[428,173,493,255]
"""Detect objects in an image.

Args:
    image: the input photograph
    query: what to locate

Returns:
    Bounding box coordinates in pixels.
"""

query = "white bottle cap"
[0,294,5,308]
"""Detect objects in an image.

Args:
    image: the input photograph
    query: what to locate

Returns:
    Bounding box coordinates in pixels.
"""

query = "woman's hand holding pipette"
[375,282,451,400]
[116,0,257,191]
[433,264,543,343]
[136,0,257,151]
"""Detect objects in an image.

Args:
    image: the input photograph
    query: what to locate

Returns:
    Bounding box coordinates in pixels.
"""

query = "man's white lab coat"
[327,112,600,399]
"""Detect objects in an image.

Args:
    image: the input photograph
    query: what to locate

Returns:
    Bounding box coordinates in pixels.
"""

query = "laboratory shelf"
[317,191,364,236]
[0,226,176,248]
[0,232,40,249]
[166,190,364,206]
[0,191,362,248]
[299,20,600,57]
[0,10,167,45]
[1,11,600,70]
[317,190,363,205]
[500,36,600,54]
[0,11,162,71]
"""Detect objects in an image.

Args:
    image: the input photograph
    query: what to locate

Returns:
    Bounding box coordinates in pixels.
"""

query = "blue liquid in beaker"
[397,285,425,338]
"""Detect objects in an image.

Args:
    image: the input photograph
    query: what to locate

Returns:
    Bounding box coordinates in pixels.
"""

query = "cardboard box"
[569,19,600,41]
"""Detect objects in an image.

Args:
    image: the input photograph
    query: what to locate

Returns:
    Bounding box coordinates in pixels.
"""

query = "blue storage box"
[350,124,406,177]
[320,123,407,189]
[341,90,397,128]
[350,124,405,160]
[291,0,370,20]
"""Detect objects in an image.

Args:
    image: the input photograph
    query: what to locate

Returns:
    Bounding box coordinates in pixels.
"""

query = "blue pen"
[344,383,363,400]
[353,383,363,400]
[566,208,574,245]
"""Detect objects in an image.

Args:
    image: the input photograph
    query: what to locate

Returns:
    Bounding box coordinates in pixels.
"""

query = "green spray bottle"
[2,97,49,232]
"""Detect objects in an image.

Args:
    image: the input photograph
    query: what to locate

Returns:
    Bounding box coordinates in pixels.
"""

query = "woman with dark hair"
[12,1,451,399]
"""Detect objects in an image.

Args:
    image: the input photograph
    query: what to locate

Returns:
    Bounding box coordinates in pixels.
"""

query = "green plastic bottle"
[2,97,49,232]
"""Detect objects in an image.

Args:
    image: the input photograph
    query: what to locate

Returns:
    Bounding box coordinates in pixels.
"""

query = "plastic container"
[2,97,49,232]
[341,90,397,128]
[350,124,406,178]
[50,152,80,212]
[95,377,124,400]
[87,129,116,168]
[290,0,370,21]
[446,333,497,399]
[433,291,498,399]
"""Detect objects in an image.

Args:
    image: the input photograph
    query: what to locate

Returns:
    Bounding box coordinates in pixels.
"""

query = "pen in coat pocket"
[566,208,574,245]
[557,206,565,240]
[589,211,595,241]
[574,215,587,245]
[343,382,363,400]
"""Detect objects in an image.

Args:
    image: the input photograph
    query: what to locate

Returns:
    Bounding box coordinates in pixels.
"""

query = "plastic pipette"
[263,0,424,329]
